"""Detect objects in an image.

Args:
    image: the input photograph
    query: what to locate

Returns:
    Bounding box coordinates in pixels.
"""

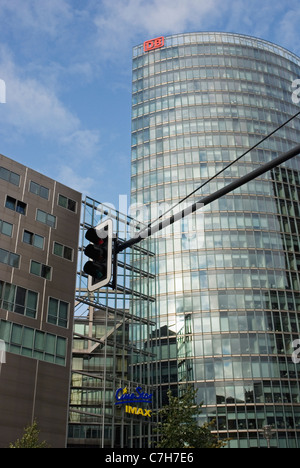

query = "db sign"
[144,36,164,52]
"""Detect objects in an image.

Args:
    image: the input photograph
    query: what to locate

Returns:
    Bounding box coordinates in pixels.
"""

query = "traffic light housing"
[83,219,113,291]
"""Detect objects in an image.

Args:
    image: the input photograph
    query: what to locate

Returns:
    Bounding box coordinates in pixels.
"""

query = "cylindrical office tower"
[131,32,300,448]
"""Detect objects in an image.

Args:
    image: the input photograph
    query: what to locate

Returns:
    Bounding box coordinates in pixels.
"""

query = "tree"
[9,420,49,448]
[155,386,226,449]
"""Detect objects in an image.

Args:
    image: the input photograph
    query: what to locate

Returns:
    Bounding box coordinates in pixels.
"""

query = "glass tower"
[131,32,300,448]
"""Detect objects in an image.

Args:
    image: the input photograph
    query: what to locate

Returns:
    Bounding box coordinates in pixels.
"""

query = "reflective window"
[0,167,20,186]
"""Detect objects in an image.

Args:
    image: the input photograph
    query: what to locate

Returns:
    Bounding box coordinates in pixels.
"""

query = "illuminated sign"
[125,405,152,418]
[115,387,153,418]
[144,36,164,52]
[115,386,153,405]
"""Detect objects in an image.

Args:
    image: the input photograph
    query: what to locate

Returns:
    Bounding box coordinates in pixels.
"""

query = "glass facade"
[131,32,300,448]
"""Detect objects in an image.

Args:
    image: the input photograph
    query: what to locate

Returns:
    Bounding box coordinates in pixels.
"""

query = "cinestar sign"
[115,386,152,405]
[115,386,153,418]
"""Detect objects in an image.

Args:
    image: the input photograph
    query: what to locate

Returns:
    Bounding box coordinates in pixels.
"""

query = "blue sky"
[0,0,300,209]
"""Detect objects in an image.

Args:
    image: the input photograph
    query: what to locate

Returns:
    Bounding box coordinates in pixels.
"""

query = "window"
[5,196,27,215]
[0,167,20,186]
[53,242,73,261]
[23,230,44,249]
[48,298,69,328]
[0,319,66,366]
[0,248,20,268]
[56,337,67,365]
[30,261,52,280]
[58,194,77,213]
[29,181,49,200]
[25,291,38,318]
[36,209,56,228]
[0,281,38,318]
[0,220,13,237]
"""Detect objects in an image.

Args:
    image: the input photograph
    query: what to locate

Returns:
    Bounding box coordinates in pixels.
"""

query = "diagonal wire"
[145,109,300,229]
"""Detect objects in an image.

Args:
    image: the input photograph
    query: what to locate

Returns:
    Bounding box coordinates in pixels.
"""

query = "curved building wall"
[131,32,300,448]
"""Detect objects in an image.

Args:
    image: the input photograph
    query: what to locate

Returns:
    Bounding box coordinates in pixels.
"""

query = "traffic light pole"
[117,143,300,253]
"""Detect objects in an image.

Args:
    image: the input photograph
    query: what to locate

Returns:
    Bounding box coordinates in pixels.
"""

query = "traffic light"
[83,219,113,291]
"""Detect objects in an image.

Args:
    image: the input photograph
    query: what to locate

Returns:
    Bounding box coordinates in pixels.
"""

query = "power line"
[144,109,300,230]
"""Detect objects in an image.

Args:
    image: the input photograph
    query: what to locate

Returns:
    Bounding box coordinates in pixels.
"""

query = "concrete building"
[0,153,81,448]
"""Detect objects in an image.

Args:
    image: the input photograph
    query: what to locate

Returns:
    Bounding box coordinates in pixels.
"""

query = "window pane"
[30,181,39,195]
[26,291,38,318]
[10,172,20,186]
[68,199,76,212]
[56,337,66,357]
[0,320,11,342]
[41,265,51,280]
[54,243,63,257]
[23,230,33,244]
[58,301,69,328]
[64,247,73,261]
[40,186,49,200]
[58,195,67,208]
[0,249,9,264]
[2,221,12,237]
[59,301,69,320]
[35,331,44,351]
[30,261,41,276]
[11,324,22,345]
[47,215,56,228]
[5,196,15,210]
[48,298,58,324]
[14,287,26,315]
[16,201,26,215]
[23,327,34,348]
[3,283,15,311]
[9,253,20,268]
[34,235,44,249]
[45,334,56,354]
[0,167,10,181]
[36,209,46,224]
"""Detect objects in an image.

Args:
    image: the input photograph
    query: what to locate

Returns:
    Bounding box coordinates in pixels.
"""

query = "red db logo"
[144,36,165,52]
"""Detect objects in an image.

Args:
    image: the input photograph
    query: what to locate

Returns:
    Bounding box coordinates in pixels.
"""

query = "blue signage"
[115,386,153,405]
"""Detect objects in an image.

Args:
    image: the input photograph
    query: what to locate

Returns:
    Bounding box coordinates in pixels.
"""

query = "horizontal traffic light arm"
[117,143,300,253]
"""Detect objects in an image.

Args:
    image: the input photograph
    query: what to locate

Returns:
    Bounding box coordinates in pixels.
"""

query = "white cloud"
[92,0,300,59]
[277,5,300,55]
[0,0,72,36]
[60,129,102,160]
[55,165,95,196]
[4,68,78,138]
[0,0,299,200]
[0,47,101,159]
[93,0,224,56]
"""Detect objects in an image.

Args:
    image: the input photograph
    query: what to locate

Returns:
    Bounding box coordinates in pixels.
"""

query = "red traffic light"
[83,219,113,291]
[84,243,106,262]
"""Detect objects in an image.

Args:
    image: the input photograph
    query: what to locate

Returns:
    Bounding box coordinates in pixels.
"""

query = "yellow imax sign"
[125,405,152,418]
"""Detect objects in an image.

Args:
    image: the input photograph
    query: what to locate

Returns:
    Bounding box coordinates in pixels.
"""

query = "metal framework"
[68,197,157,448]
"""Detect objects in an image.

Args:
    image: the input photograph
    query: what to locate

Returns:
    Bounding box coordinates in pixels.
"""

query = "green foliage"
[9,419,50,449]
[155,386,226,449]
